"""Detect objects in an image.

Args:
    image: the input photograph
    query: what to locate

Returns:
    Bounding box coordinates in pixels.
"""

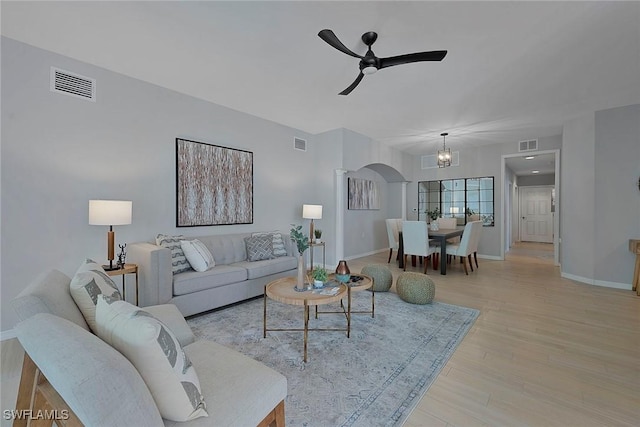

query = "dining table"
[398,227,465,275]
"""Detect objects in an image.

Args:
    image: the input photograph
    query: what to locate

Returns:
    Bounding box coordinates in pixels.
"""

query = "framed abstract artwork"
[176,138,253,226]
[348,177,380,210]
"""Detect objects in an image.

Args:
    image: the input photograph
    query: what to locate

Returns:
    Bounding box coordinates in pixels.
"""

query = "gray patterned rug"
[187,291,478,427]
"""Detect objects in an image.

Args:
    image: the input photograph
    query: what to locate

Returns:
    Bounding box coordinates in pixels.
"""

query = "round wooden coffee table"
[263,276,347,362]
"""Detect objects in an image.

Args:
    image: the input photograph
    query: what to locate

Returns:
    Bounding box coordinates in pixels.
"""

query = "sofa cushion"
[16,313,164,426]
[172,265,248,296]
[252,231,287,257]
[157,234,192,274]
[196,234,250,265]
[244,235,275,261]
[234,256,298,280]
[181,239,215,272]
[70,262,122,332]
[164,339,287,427]
[95,296,208,422]
[13,269,90,330]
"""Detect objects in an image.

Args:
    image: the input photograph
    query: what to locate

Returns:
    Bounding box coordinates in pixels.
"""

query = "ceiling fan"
[318,29,447,95]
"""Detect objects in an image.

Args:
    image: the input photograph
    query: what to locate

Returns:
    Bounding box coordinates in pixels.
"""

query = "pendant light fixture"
[437,132,451,168]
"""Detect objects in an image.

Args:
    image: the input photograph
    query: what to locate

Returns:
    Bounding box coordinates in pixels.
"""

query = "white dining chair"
[468,220,483,269]
[401,221,439,274]
[445,221,482,275]
[436,217,457,229]
[385,218,402,263]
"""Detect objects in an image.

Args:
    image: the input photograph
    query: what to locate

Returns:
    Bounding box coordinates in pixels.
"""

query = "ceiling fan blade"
[379,50,447,69]
[339,72,364,95]
[318,29,363,59]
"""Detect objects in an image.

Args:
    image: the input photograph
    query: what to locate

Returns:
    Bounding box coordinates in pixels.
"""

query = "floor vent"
[294,137,307,152]
[518,139,538,152]
[50,67,96,101]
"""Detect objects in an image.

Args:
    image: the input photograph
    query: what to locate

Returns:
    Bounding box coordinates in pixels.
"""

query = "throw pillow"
[156,234,192,274]
[95,296,208,422]
[244,235,274,261]
[180,239,215,272]
[69,266,122,332]
[252,231,287,257]
[76,258,108,274]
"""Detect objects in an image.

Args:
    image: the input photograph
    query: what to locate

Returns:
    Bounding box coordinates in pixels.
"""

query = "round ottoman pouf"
[396,272,435,304]
[361,264,393,292]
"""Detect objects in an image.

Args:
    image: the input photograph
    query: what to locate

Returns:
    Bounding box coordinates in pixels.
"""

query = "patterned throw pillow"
[180,239,215,272]
[156,234,192,274]
[252,231,287,257]
[244,235,275,261]
[95,296,208,422]
[70,259,122,332]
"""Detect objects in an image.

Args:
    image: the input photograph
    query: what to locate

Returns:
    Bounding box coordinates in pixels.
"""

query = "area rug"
[187,291,478,427]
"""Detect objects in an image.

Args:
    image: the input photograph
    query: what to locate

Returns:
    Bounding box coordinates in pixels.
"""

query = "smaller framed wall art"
[348,177,380,210]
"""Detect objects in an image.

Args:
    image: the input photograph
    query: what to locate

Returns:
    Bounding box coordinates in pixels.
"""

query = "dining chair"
[437,217,460,246]
[401,221,439,274]
[445,221,481,275]
[385,218,401,263]
[469,220,483,269]
[436,217,457,229]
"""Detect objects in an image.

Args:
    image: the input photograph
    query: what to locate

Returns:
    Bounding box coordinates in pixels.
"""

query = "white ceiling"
[2,1,639,159]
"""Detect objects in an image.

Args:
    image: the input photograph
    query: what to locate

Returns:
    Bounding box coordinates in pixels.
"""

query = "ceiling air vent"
[518,139,538,152]
[50,67,96,101]
[293,137,307,152]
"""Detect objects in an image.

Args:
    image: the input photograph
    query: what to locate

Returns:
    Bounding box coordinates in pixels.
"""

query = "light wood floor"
[2,242,638,426]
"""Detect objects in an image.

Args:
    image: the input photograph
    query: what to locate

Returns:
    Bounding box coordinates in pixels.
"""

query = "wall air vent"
[421,151,459,169]
[50,67,96,101]
[518,139,538,152]
[293,137,307,152]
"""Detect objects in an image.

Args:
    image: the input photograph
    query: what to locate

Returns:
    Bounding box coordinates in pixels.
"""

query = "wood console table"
[630,239,640,296]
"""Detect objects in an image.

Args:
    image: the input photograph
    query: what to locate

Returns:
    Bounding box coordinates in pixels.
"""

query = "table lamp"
[89,200,132,271]
[302,204,322,244]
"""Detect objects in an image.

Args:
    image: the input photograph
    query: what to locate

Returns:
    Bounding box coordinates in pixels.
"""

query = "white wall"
[1,37,320,330]
[561,104,640,288]
[593,105,640,285]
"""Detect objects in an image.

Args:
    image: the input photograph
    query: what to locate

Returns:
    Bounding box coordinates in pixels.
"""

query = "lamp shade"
[302,204,322,220]
[89,200,132,225]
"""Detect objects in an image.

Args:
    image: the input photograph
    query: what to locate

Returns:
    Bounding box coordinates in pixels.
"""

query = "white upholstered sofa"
[12,269,287,426]
[129,232,298,316]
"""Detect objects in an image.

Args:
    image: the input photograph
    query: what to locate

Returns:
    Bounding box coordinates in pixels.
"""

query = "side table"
[106,263,139,305]
[630,239,640,296]
[315,274,373,338]
[309,241,326,272]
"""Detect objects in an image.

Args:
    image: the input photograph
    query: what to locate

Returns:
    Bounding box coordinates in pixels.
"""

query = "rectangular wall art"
[176,138,253,226]
[348,177,380,210]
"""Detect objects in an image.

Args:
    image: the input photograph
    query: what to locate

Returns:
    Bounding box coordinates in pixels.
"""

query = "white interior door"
[519,187,553,243]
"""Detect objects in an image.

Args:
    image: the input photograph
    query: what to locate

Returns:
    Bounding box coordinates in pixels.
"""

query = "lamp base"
[102,263,119,271]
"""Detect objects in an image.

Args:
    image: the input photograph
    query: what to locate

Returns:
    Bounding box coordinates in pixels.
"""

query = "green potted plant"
[312,267,328,288]
[290,224,309,255]
[426,207,441,231]
[314,228,323,243]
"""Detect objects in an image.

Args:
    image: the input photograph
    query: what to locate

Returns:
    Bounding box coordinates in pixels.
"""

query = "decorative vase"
[430,221,439,231]
[335,260,351,284]
[297,256,306,289]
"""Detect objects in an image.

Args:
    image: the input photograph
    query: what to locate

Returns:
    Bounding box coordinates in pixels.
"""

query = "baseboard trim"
[561,272,632,290]
[477,254,502,261]
[1,328,17,341]
[344,248,388,261]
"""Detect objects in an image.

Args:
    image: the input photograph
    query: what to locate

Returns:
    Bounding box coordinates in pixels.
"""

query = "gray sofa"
[12,269,287,426]
[129,232,298,316]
